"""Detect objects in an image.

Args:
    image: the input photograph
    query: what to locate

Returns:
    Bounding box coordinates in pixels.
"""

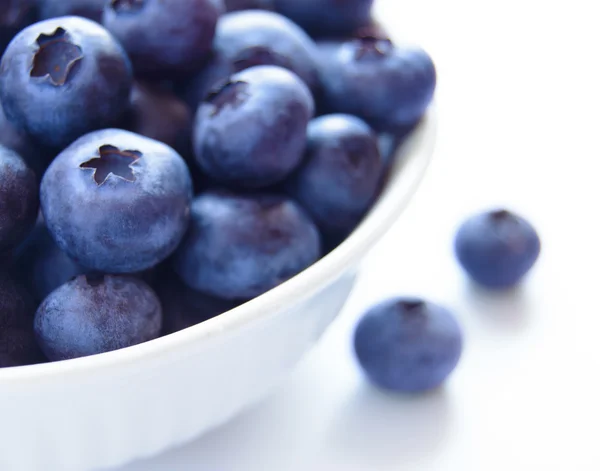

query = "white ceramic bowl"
[0,109,436,471]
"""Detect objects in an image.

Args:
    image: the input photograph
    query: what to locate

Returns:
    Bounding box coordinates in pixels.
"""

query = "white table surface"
[116,0,600,469]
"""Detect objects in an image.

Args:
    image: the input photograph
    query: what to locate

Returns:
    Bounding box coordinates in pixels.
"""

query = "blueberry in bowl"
[0,4,438,470]
[192,65,314,189]
[102,0,224,79]
[38,0,106,23]
[320,35,436,132]
[285,114,383,246]
[274,0,374,37]
[40,129,193,273]
[0,17,133,150]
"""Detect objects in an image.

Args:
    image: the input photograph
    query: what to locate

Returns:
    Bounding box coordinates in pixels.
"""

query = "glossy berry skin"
[193,66,314,189]
[225,0,273,11]
[213,11,320,93]
[454,209,541,289]
[103,0,224,79]
[34,275,162,361]
[274,0,373,36]
[0,145,39,252]
[174,191,321,300]
[125,81,193,161]
[14,218,88,302]
[0,272,41,368]
[156,270,240,334]
[0,0,38,56]
[38,0,105,23]
[286,114,382,244]
[320,37,436,132]
[354,298,463,393]
[40,129,193,274]
[0,17,132,149]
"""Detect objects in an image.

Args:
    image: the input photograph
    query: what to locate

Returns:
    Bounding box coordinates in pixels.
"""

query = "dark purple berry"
[274,0,374,36]
[103,0,224,79]
[286,114,382,244]
[0,0,38,56]
[173,191,321,300]
[354,298,463,393]
[193,66,313,189]
[0,145,39,252]
[34,274,162,361]
[38,0,105,23]
[454,209,542,289]
[225,0,273,11]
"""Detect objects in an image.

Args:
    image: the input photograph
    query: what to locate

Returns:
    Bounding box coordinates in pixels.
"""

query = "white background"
[117,0,600,469]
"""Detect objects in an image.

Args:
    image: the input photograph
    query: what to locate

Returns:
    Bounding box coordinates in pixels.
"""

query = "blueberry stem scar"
[205,80,250,116]
[80,145,142,185]
[30,27,83,86]
[354,36,393,60]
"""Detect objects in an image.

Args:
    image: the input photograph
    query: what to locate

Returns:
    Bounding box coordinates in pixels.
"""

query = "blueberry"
[125,81,193,161]
[174,191,321,300]
[274,0,373,36]
[0,17,133,149]
[0,145,39,252]
[102,0,224,79]
[320,37,436,131]
[0,0,38,56]
[225,0,273,11]
[354,298,464,393]
[193,66,314,189]
[0,271,41,368]
[40,129,193,273]
[454,209,541,289]
[13,218,89,302]
[286,114,382,244]
[34,274,162,361]
[156,270,240,334]
[213,11,320,93]
[38,0,105,23]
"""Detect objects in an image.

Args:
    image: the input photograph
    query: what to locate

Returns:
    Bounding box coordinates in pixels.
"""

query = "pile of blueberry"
[0,0,437,368]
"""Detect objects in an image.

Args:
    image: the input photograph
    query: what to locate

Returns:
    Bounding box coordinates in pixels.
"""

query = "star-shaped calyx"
[30,27,83,86]
[80,145,142,186]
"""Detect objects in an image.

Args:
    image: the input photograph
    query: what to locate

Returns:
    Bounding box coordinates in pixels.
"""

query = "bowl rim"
[0,109,437,384]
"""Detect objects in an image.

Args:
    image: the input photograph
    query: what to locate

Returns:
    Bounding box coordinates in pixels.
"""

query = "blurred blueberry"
[0,0,38,56]
[286,114,382,245]
[38,0,105,23]
[354,298,463,393]
[213,10,320,93]
[225,0,273,11]
[193,66,313,189]
[0,145,39,252]
[455,209,541,289]
[174,191,321,300]
[320,37,436,132]
[125,81,194,161]
[274,0,373,36]
[34,274,162,361]
[41,129,193,273]
[103,0,224,79]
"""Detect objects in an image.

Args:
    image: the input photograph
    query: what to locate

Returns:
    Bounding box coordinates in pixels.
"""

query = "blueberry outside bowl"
[0,113,436,471]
